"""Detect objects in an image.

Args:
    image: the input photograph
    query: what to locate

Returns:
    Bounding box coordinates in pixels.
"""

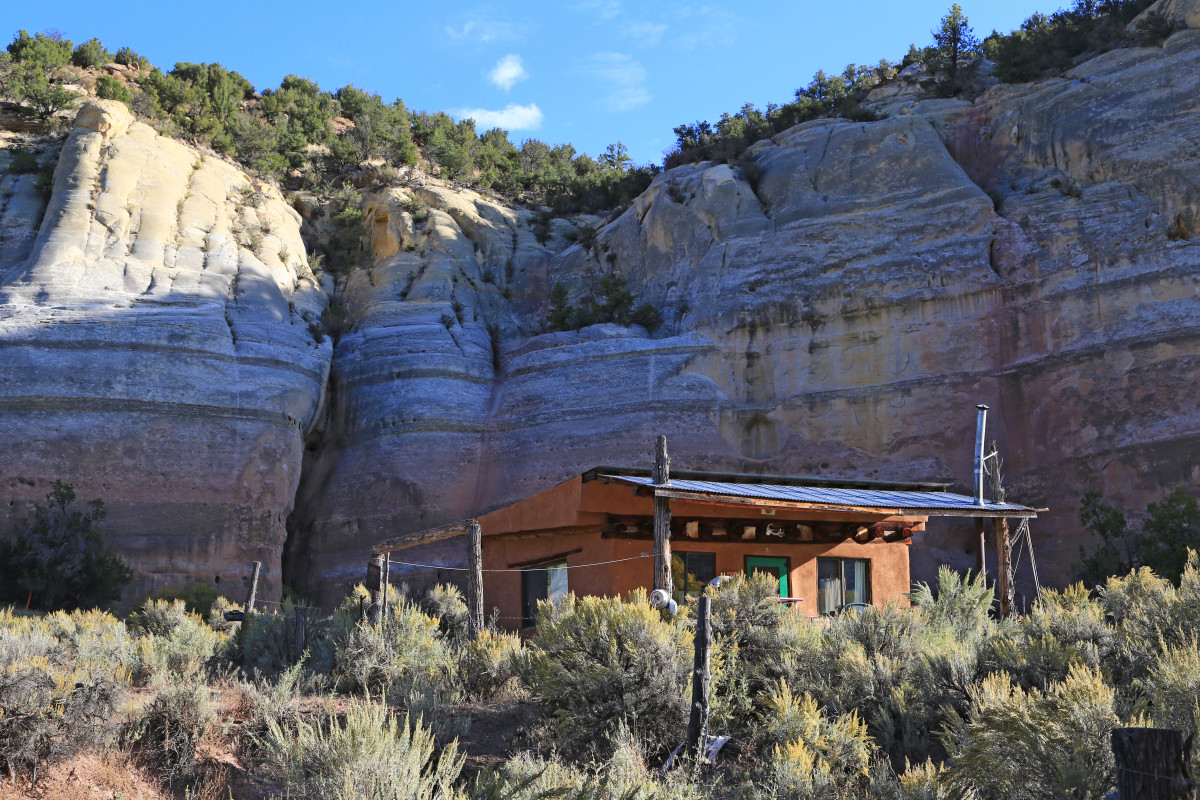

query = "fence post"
[292,606,307,664]
[244,561,262,617]
[366,554,385,625]
[1112,727,1195,799]
[686,595,712,757]
[382,552,391,625]
[653,435,673,594]
[467,519,484,640]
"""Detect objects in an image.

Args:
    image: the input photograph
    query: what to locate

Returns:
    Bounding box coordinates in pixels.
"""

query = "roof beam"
[647,488,1040,518]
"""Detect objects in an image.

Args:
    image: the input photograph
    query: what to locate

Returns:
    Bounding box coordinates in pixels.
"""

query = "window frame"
[672,550,717,598]
[520,556,569,629]
[816,556,873,614]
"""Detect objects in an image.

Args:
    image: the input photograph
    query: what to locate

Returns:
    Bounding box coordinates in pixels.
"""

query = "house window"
[672,551,716,598]
[817,557,871,614]
[521,559,568,628]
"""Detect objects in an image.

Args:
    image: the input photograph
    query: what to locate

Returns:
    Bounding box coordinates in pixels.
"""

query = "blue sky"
[13,0,1056,165]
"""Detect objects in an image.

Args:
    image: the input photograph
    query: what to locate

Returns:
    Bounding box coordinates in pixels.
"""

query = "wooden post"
[686,595,712,757]
[244,561,262,617]
[653,435,673,594]
[995,517,1013,619]
[975,518,987,580]
[292,607,307,663]
[382,552,390,625]
[366,554,385,625]
[1113,728,1195,799]
[466,519,484,640]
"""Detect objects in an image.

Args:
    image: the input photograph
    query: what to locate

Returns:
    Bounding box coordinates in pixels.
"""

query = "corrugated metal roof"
[602,475,1039,516]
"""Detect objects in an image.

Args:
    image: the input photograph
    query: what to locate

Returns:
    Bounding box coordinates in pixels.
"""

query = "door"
[745,555,790,597]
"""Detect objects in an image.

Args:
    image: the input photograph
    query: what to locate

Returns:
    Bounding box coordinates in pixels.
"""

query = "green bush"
[513,589,690,756]
[128,683,214,788]
[262,696,463,800]
[0,481,132,611]
[145,580,224,617]
[762,683,876,799]
[113,46,149,71]
[239,598,354,678]
[420,583,470,644]
[70,37,111,68]
[95,74,130,104]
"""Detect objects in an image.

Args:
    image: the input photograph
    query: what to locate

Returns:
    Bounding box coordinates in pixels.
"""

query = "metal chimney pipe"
[974,405,989,506]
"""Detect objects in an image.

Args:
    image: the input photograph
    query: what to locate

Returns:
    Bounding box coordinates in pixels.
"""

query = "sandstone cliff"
[0,100,329,602]
[3,20,1199,606]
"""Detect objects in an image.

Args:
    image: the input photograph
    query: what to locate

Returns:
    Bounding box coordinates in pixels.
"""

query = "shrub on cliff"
[0,481,132,611]
[70,37,111,68]
[95,74,131,104]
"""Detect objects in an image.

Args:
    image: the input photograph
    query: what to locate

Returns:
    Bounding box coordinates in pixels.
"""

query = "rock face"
[282,29,1200,604]
[0,101,330,603]
[4,28,1200,608]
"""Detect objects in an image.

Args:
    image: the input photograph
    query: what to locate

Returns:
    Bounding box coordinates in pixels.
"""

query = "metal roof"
[602,475,1040,517]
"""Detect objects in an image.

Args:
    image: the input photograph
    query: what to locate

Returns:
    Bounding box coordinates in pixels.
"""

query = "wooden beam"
[996,517,1013,619]
[372,519,473,555]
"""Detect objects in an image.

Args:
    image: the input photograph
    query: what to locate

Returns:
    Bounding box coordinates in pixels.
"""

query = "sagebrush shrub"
[513,589,690,757]
[262,697,463,800]
[131,609,224,687]
[421,583,470,645]
[333,602,454,699]
[947,665,1119,800]
[459,628,522,699]
[128,683,214,788]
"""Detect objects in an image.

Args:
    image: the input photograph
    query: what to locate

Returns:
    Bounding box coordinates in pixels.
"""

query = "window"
[817,557,871,614]
[521,559,568,628]
[672,551,716,598]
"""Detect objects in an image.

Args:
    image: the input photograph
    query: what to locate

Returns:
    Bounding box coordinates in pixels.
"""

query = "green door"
[746,556,790,597]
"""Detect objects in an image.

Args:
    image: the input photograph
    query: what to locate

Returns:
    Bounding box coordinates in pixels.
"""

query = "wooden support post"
[995,517,1013,619]
[467,519,484,640]
[366,554,384,625]
[244,561,262,617]
[653,435,673,594]
[686,595,712,757]
[1113,728,1196,799]
[382,552,390,625]
[975,518,986,580]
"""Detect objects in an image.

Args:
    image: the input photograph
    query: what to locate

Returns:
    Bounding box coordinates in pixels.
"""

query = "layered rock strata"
[0,101,329,603]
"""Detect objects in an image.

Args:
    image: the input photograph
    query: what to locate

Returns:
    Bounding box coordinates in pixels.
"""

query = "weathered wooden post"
[975,518,987,580]
[995,517,1013,618]
[466,519,484,640]
[244,561,262,617]
[382,552,391,625]
[1113,728,1195,799]
[366,554,385,625]
[685,595,712,757]
[653,435,673,594]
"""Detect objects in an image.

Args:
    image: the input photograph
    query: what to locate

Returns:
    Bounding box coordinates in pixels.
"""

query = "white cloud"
[622,20,668,47]
[576,0,622,20]
[487,54,529,91]
[456,103,544,131]
[583,52,652,112]
[674,5,739,50]
[444,13,521,44]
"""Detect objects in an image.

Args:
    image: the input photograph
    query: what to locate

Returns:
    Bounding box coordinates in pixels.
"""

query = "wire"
[385,552,653,573]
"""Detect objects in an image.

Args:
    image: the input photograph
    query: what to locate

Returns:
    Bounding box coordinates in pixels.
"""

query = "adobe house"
[370,462,1040,633]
